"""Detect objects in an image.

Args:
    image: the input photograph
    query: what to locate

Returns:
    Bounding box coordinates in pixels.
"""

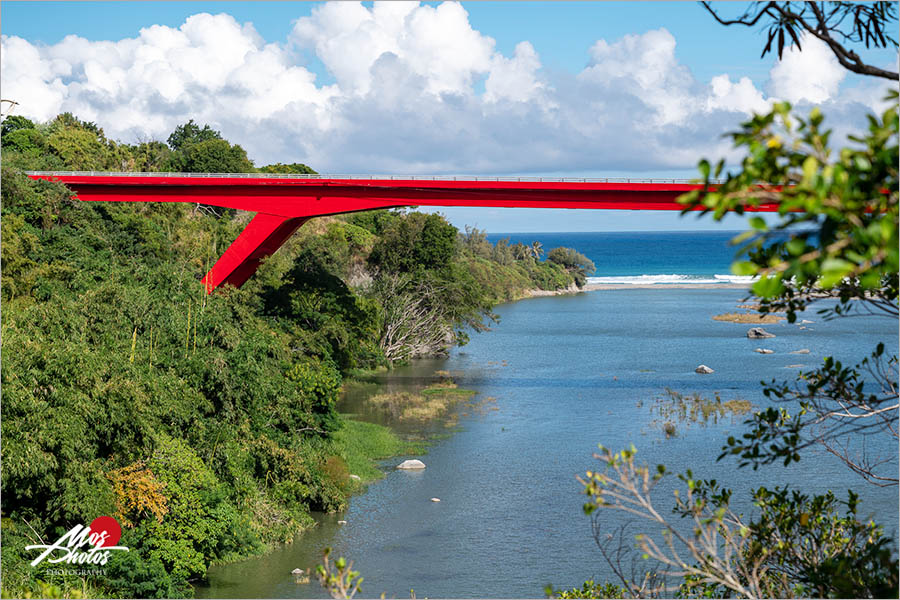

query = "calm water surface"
[198,286,897,599]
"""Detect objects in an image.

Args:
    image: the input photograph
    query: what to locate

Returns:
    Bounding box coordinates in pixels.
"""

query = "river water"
[198,232,897,598]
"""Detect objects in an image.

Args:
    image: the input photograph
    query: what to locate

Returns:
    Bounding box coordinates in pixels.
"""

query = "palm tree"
[530,241,544,260]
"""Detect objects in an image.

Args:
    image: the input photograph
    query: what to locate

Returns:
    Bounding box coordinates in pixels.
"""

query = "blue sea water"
[199,231,898,599]
[487,230,750,284]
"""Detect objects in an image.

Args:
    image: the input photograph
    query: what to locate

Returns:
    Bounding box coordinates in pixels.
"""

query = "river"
[197,283,897,598]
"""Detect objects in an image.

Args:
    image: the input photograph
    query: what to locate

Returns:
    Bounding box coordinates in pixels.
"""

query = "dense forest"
[0,113,595,598]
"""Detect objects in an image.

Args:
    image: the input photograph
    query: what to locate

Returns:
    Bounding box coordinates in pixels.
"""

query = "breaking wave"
[585,274,757,285]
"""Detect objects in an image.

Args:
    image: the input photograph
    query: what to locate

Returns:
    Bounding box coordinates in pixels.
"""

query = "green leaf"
[731,261,758,276]
[818,258,855,288]
[785,238,806,256]
[748,216,768,231]
[752,274,786,298]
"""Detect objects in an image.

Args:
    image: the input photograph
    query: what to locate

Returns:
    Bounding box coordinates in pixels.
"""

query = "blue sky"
[2,2,894,231]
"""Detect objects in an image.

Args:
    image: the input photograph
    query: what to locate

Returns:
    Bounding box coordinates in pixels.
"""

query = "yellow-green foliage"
[712,312,784,323]
[364,383,477,423]
[107,460,169,527]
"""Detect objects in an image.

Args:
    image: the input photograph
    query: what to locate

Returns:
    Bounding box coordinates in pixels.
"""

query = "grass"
[366,383,477,422]
[332,373,484,484]
[330,418,425,482]
[648,388,754,436]
[712,312,785,324]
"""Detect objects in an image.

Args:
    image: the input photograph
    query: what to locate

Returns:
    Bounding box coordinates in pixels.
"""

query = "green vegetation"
[546,246,596,287]
[458,226,590,302]
[365,382,477,424]
[646,389,753,438]
[0,112,586,598]
[546,580,625,599]
[329,420,424,483]
[316,548,363,600]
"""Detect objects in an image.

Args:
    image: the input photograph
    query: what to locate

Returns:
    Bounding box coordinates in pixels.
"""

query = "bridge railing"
[25,171,721,184]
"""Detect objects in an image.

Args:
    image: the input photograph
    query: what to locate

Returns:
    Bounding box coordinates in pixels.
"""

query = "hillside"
[0,114,590,598]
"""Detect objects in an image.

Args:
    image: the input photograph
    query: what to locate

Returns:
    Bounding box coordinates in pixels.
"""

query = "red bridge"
[26,172,779,293]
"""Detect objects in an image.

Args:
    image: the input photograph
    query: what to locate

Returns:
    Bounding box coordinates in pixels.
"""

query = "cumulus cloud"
[769,32,846,104]
[0,2,882,174]
[706,74,769,114]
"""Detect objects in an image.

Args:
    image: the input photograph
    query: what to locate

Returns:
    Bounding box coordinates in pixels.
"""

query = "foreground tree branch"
[580,446,898,598]
[701,1,899,80]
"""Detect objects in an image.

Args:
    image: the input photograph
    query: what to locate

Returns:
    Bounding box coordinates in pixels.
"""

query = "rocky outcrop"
[754,348,774,354]
[397,459,426,470]
[695,365,714,374]
[790,349,810,354]
[747,327,776,339]
[523,282,581,298]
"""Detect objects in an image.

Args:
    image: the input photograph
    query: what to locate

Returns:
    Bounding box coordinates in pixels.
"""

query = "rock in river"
[397,459,426,470]
[755,348,774,354]
[430,497,441,502]
[747,327,776,339]
[695,365,714,374]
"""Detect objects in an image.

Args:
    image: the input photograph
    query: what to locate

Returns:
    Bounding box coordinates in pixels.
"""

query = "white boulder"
[747,327,776,339]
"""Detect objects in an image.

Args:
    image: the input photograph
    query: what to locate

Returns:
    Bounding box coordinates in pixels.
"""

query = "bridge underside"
[27,173,781,292]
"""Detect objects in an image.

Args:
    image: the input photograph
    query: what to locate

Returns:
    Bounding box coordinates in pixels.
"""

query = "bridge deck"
[25,171,768,292]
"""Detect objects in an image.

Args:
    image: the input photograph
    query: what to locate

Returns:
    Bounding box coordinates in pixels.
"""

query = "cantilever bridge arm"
[201,213,308,292]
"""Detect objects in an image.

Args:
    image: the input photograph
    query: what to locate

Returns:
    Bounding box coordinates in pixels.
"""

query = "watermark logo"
[26,516,129,567]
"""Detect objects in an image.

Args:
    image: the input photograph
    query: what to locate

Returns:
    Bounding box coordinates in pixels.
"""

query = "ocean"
[486,230,753,285]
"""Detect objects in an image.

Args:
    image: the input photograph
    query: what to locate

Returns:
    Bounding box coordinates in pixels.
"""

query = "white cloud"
[291,1,494,95]
[706,74,769,114]
[0,3,880,175]
[484,41,547,104]
[581,29,700,127]
[769,33,846,104]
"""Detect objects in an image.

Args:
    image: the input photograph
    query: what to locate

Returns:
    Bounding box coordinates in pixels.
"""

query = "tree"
[547,247,596,286]
[166,119,222,152]
[1,114,36,138]
[368,213,457,274]
[177,138,253,173]
[259,162,318,175]
[578,445,898,598]
[165,120,255,173]
[701,1,899,80]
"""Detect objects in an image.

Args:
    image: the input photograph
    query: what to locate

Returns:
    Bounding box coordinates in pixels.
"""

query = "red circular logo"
[89,516,122,547]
